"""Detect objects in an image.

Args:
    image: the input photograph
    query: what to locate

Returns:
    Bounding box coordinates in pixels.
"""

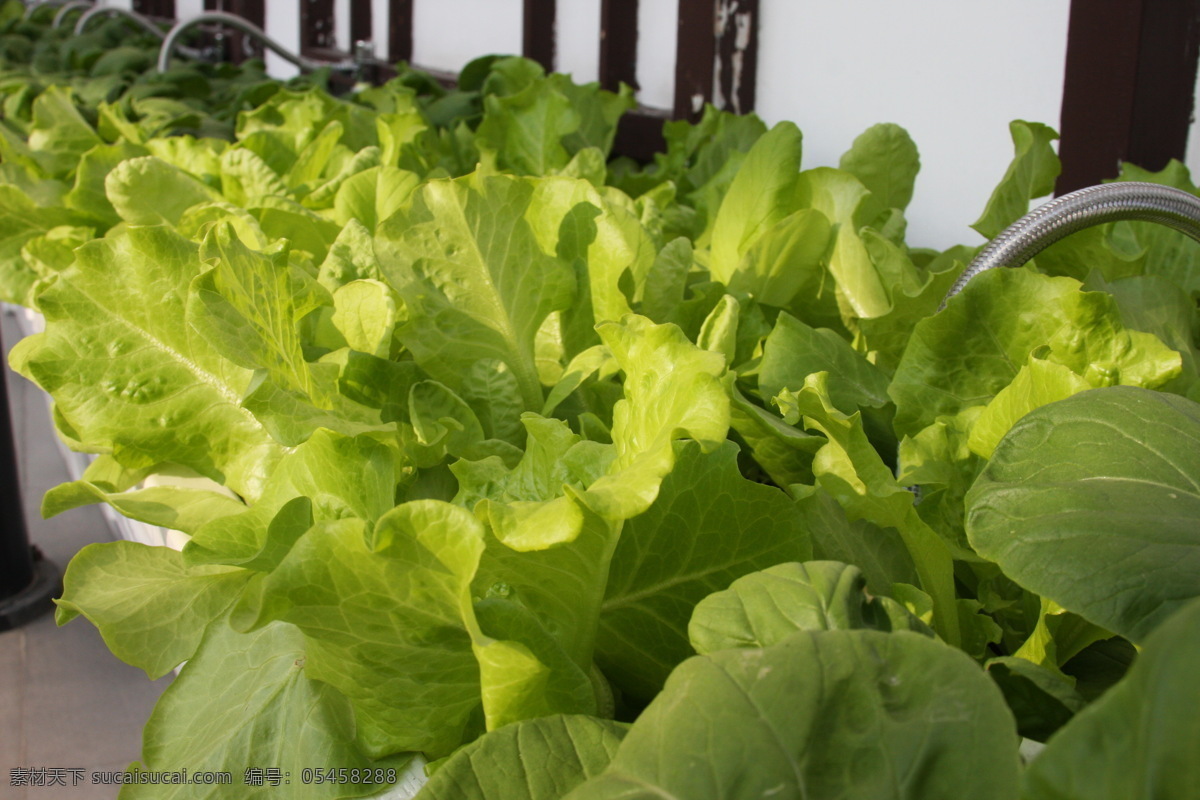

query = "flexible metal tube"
[74,5,166,39]
[23,0,72,19]
[51,0,91,29]
[157,11,337,73]
[942,181,1200,306]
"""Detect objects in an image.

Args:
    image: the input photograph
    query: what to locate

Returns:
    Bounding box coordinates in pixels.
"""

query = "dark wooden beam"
[132,0,175,18]
[675,0,759,121]
[523,0,556,72]
[389,0,414,64]
[600,0,639,92]
[350,0,372,46]
[299,0,337,57]
[1058,0,1200,193]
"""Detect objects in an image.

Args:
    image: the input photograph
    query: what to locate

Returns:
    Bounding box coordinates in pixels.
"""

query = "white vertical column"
[334,0,350,51]
[557,0,601,84]
[371,0,389,60]
[264,0,301,79]
[175,0,205,19]
[636,0,677,109]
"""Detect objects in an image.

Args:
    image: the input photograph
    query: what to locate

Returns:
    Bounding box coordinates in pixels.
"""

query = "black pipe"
[0,314,59,630]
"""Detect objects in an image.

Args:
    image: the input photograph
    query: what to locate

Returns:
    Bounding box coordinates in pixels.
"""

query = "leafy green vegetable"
[7,27,1200,798]
[568,630,1020,800]
[1023,596,1200,799]
[967,387,1200,643]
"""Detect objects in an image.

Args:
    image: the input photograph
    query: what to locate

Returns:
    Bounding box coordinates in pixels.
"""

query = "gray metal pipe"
[23,0,72,20]
[74,5,166,39]
[943,182,1200,306]
[51,0,91,29]
[157,11,343,73]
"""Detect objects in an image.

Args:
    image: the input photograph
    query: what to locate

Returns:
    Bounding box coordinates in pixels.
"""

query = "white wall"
[636,0,676,108]
[371,0,390,60]
[755,0,1071,250]
[412,0,523,74]
[1187,68,1200,181]
[557,0,601,85]
[263,2,301,79]
[175,0,204,19]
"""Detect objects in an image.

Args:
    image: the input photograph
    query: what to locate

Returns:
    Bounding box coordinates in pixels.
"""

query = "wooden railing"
[130,1,1200,181]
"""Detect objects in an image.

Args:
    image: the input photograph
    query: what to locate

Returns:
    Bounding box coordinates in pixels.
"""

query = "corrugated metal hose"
[942,181,1200,306]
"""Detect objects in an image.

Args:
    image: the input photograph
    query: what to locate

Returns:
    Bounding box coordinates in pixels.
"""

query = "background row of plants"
[2,3,1199,797]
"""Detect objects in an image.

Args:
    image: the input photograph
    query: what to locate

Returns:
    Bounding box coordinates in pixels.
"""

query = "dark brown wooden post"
[350,1,372,47]
[132,0,176,18]
[524,0,556,72]
[389,0,413,64]
[1058,0,1200,193]
[675,0,759,122]
[299,0,337,57]
[600,0,639,92]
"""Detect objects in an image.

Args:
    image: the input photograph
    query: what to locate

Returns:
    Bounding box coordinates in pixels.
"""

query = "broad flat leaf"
[9,226,284,500]
[332,164,420,230]
[966,387,1200,643]
[567,630,1020,800]
[43,480,245,535]
[725,207,834,310]
[476,75,580,175]
[64,140,150,227]
[688,561,929,655]
[967,357,1091,459]
[26,85,103,178]
[219,147,289,207]
[972,120,1060,239]
[584,315,730,520]
[105,156,222,225]
[728,383,824,487]
[597,441,812,699]
[986,656,1084,743]
[839,122,920,211]
[317,218,385,289]
[191,223,319,396]
[123,617,406,799]
[552,74,635,157]
[285,118,345,188]
[778,374,961,646]
[376,173,576,410]
[416,715,626,800]
[696,293,739,366]
[794,167,892,319]
[55,542,250,679]
[331,279,398,358]
[1112,160,1200,296]
[239,510,484,757]
[529,176,655,345]
[857,246,967,372]
[890,267,1179,438]
[185,429,398,569]
[796,486,921,595]
[708,121,802,284]
[759,311,891,414]
[0,184,76,304]
[251,196,342,262]
[145,135,226,187]
[1023,596,1200,800]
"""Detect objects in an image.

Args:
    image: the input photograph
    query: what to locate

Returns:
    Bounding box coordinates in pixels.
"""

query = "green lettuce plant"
[2,21,1199,797]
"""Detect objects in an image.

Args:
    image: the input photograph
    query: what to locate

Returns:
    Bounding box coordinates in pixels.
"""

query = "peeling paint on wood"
[675,0,758,122]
